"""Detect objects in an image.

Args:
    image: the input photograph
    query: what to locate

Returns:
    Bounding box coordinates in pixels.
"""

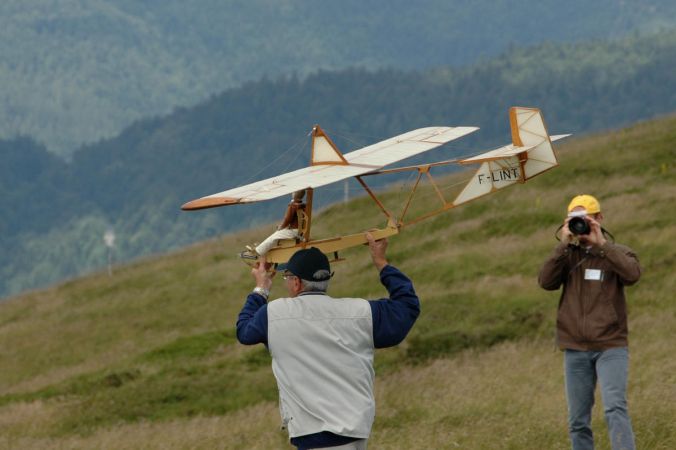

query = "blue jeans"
[564,347,635,450]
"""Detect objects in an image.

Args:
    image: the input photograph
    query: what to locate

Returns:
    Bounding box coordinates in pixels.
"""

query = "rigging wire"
[237,131,310,186]
[322,128,381,149]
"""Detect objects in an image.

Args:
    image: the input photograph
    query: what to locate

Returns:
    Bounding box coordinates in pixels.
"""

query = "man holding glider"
[237,233,420,449]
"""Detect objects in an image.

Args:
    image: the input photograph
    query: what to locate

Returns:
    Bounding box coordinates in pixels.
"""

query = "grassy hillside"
[0,115,674,449]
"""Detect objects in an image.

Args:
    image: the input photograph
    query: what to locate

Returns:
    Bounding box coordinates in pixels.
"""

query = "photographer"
[538,194,641,450]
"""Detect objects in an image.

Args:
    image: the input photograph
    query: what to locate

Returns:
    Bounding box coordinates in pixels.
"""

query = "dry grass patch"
[371,339,569,449]
[0,400,65,438]
[0,402,285,450]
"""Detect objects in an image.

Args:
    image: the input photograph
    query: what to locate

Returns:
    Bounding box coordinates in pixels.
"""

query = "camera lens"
[569,216,590,235]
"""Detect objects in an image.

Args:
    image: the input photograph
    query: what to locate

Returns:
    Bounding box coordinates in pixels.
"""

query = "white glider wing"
[182,125,478,210]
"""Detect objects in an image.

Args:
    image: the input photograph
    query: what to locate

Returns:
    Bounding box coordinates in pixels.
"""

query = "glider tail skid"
[360,107,568,230]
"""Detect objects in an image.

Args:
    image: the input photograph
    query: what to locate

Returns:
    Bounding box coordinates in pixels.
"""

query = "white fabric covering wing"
[182,126,478,209]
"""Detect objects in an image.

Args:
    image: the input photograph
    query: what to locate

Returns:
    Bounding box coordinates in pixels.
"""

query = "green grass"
[0,114,674,448]
[141,331,237,362]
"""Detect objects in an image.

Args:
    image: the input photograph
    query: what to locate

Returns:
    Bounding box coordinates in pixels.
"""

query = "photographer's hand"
[586,217,606,246]
[561,218,573,245]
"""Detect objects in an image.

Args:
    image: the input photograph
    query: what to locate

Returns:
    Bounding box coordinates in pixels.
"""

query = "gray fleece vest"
[267,293,375,438]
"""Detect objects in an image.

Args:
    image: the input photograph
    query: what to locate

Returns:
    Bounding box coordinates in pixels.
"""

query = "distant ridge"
[1,1,675,155]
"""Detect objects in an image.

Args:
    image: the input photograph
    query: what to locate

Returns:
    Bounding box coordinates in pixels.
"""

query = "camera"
[568,215,591,235]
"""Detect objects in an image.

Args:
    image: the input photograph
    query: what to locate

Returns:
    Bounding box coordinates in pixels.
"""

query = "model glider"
[182,107,570,263]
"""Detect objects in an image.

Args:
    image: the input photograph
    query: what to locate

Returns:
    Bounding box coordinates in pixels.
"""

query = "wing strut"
[304,188,314,242]
[355,176,394,222]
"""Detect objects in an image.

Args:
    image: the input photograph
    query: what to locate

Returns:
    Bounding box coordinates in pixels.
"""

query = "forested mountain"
[1,30,675,298]
[1,0,675,155]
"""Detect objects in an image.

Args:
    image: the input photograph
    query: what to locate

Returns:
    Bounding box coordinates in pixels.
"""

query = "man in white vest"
[237,233,420,449]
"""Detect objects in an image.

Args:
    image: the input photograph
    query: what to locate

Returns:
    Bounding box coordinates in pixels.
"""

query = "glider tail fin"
[509,107,559,179]
[452,107,561,207]
[509,106,550,147]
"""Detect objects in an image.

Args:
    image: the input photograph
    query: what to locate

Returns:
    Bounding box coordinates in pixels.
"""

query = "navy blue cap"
[280,247,332,281]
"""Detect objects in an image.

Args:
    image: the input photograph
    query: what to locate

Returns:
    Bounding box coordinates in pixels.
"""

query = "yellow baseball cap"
[567,194,601,214]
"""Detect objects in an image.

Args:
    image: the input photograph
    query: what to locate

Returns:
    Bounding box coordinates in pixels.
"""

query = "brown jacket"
[538,241,641,351]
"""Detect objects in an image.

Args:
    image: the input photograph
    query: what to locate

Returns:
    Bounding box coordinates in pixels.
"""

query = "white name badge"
[585,269,603,281]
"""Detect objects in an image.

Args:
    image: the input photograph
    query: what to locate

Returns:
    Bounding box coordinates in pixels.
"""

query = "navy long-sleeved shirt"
[237,264,419,347]
[236,264,420,449]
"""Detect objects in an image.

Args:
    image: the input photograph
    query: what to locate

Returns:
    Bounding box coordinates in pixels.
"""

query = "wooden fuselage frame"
[264,159,486,263]
[265,183,400,263]
[265,150,551,263]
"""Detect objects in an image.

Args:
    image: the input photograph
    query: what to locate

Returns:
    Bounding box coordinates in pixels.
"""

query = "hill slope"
[1,0,675,155]
[0,115,674,448]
